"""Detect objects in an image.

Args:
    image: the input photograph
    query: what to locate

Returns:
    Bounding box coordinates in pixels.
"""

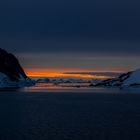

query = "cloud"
[0,0,140,39]
[1,39,140,55]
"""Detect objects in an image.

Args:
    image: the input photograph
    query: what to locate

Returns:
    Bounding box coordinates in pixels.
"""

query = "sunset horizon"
[24,67,125,78]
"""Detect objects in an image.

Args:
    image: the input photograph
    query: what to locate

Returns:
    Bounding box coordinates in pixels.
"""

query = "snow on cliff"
[0,48,35,88]
[0,72,35,88]
[123,68,140,86]
[94,68,140,87]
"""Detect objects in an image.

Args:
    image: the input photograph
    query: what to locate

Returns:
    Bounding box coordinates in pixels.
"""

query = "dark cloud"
[1,39,140,56]
[0,0,140,39]
[0,0,140,71]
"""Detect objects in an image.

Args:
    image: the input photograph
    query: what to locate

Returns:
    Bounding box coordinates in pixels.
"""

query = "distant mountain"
[64,72,122,77]
[0,48,35,88]
[94,69,140,87]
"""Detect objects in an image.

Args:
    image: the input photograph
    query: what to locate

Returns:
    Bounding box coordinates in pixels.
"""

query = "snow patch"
[0,72,35,88]
[123,68,140,86]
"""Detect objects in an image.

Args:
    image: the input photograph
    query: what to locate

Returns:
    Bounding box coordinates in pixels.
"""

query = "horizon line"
[24,68,125,79]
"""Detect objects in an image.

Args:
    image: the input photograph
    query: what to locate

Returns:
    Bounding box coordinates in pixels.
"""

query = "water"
[0,84,140,140]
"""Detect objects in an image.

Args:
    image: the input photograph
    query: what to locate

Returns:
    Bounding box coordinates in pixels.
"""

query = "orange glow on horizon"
[24,68,123,79]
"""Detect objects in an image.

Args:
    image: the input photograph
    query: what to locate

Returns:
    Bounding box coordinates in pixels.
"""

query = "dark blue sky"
[0,0,140,71]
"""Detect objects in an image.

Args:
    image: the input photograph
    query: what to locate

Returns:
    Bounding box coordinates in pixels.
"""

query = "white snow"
[0,72,8,81]
[123,68,140,86]
[0,72,10,88]
[0,72,35,88]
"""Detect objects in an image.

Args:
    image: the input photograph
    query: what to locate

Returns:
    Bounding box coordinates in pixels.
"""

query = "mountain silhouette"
[0,48,27,81]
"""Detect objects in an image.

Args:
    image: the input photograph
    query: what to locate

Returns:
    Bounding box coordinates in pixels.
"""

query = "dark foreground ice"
[0,86,140,140]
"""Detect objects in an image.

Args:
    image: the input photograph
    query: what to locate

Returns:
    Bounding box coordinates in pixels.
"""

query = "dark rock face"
[0,48,27,81]
[95,72,132,87]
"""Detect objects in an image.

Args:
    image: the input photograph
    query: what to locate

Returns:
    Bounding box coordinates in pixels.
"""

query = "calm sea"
[0,83,140,140]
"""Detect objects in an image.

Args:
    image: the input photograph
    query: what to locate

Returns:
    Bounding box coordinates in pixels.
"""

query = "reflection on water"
[21,83,140,94]
[23,83,94,92]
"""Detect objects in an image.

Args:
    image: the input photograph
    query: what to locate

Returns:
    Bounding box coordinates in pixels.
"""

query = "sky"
[0,0,140,76]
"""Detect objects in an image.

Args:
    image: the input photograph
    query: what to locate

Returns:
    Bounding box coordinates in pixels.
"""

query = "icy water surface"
[0,84,140,140]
